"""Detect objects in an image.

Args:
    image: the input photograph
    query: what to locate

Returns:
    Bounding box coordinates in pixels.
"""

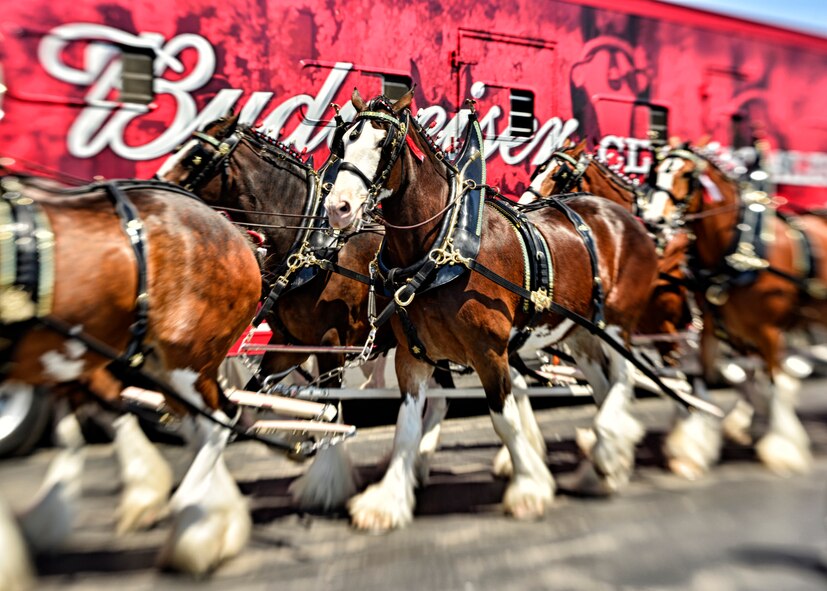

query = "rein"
[376,190,463,230]
[325,101,719,415]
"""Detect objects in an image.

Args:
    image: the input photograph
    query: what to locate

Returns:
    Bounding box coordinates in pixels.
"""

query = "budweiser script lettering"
[39,23,580,164]
[36,24,827,186]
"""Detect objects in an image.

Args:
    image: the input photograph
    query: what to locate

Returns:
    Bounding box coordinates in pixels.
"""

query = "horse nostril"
[337,201,351,215]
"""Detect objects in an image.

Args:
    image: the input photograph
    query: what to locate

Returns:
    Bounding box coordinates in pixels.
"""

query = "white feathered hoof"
[589,419,643,493]
[492,446,513,479]
[115,414,174,533]
[347,482,414,533]
[663,412,722,481]
[756,433,813,477]
[493,435,546,480]
[117,482,172,535]
[158,503,251,576]
[722,400,754,446]
[571,460,616,497]
[503,474,554,520]
[575,427,597,457]
[289,443,359,512]
[0,501,35,591]
[158,460,251,576]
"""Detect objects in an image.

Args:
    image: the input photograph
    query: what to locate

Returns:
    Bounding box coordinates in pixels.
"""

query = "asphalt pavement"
[2,383,827,590]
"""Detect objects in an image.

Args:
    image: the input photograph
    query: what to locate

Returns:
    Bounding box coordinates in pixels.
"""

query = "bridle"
[525,150,590,200]
[175,130,242,193]
[642,148,709,221]
[324,97,411,217]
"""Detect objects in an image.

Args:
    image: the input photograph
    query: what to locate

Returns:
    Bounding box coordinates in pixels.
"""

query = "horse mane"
[590,154,640,192]
[686,145,740,193]
[244,125,314,170]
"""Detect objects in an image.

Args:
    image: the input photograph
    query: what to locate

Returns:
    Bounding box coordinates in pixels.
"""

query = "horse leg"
[0,495,34,591]
[157,370,250,575]
[493,367,546,479]
[476,352,554,520]
[663,401,722,480]
[290,352,359,512]
[348,349,431,532]
[416,396,449,485]
[753,330,812,475]
[17,407,86,552]
[113,413,174,533]
[358,353,387,389]
[567,328,643,495]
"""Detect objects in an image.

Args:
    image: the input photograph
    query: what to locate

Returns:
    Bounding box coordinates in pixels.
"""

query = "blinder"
[179,130,241,192]
[535,150,590,194]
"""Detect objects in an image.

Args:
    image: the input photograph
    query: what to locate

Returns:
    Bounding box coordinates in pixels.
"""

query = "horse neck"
[689,165,741,269]
[225,145,311,264]
[379,139,451,268]
[582,165,635,213]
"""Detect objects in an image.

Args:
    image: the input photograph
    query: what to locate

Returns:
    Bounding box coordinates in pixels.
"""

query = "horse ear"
[574,138,588,154]
[352,88,366,112]
[226,112,240,132]
[392,86,415,114]
[696,135,711,148]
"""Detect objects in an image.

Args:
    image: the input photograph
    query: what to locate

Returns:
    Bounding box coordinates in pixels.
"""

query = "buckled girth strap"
[548,197,605,327]
[105,183,150,367]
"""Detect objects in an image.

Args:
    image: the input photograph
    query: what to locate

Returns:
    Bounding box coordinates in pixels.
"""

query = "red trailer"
[1,0,826,205]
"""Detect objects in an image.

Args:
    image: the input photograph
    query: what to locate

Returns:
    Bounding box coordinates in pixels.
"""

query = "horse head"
[324,87,414,231]
[641,143,710,225]
[155,112,241,193]
[519,138,589,204]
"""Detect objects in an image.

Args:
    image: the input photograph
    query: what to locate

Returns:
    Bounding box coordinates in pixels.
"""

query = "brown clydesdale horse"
[0,173,261,579]
[155,114,415,512]
[519,141,720,479]
[643,144,827,475]
[323,89,662,532]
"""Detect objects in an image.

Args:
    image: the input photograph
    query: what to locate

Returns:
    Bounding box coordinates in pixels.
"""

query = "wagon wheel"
[0,384,52,457]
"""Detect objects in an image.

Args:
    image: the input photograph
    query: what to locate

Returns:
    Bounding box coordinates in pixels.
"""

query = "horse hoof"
[572,461,616,497]
[590,433,639,492]
[667,458,706,481]
[503,475,554,520]
[722,400,754,446]
[289,444,358,512]
[492,446,514,479]
[663,412,721,480]
[575,428,597,458]
[117,486,170,534]
[158,504,251,576]
[415,455,434,487]
[348,484,413,533]
[0,501,35,591]
[756,433,812,476]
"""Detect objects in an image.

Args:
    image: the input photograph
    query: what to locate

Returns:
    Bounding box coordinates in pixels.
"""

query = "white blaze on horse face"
[155,139,199,180]
[643,158,681,224]
[519,160,556,204]
[325,123,388,230]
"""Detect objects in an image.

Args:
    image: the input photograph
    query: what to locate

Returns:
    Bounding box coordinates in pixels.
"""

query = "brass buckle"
[394,284,415,307]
